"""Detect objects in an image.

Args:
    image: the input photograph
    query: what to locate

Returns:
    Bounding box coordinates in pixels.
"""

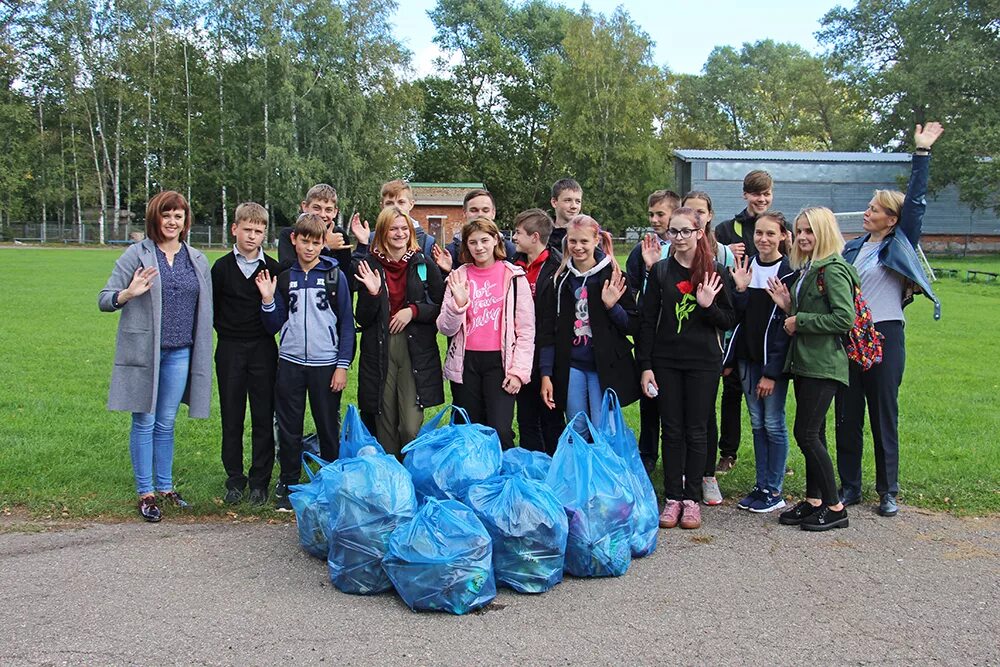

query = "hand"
[641,233,662,270]
[330,368,347,392]
[729,242,745,260]
[447,270,468,307]
[731,254,752,292]
[914,121,943,150]
[502,374,522,395]
[601,266,627,309]
[389,307,413,334]
[326,229,346,250]
[696,272,722,308]
[432,244,453,273]
[255,269,277,304]
[350,212,370,245]
[540,376,555,409]
[354,260,382,296]
[640,370,658,399]
[121,266,158,302]
[766,276,791,313]
[756,376,775,399]
[722,367,733,377]
[783,315,797,335]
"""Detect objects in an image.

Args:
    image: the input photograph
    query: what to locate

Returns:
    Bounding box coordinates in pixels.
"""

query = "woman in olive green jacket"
[766,207,856,531]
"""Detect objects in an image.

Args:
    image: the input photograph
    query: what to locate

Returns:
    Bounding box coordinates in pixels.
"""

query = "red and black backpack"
[816,266,884,371]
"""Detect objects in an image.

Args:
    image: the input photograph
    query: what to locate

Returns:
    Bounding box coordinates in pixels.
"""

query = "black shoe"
[138,495,162,523]
[248,487,268,506]
[779,500,819,526]
[838,488,862,506]
[801,506,849,531]
[160,490,190,509]
[224,487,244,505]
[878,493,898,517]
[274,482,293,512]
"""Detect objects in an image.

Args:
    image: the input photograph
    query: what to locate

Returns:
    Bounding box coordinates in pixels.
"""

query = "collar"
[233,245,264,264]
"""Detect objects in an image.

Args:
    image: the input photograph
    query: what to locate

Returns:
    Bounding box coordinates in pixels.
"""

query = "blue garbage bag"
[545,413,634,578]
[340,405,385,459]
[288,452,333,559]
[464,475,568,593]
[597,389,658,557]
[382,498,496,614]
[501,447,552,482]
[322,450,417,594]
[402,405,502,501]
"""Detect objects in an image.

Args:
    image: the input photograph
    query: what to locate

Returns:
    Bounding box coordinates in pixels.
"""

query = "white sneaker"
[702,476,723,506]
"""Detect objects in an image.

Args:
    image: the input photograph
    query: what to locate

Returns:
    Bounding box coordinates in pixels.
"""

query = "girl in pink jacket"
[437,218,535,449]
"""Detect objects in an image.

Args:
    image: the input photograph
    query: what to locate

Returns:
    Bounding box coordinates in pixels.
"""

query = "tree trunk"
[87,102,107,245]
[184,39,193,205]
[36,92,47,242]
[71,121,83,242]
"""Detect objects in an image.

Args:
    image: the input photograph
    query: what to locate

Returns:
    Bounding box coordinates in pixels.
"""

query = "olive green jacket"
[784,254,858,386]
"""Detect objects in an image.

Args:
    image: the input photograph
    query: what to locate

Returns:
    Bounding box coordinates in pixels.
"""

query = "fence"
[4,221,239,247]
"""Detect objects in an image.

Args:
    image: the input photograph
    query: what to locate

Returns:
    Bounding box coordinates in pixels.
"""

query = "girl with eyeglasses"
[638,207,736,530]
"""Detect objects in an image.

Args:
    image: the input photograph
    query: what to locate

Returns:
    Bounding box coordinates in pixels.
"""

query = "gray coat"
[98,239,214,417]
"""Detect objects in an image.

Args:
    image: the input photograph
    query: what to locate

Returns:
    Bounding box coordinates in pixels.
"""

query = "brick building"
[410,182,485,246]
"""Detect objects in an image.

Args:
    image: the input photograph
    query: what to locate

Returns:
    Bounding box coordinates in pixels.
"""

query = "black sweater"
[211,251,282,340]
[638,257,737,372]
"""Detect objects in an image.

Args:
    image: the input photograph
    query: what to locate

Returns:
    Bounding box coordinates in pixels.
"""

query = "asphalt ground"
[1,503,997,666]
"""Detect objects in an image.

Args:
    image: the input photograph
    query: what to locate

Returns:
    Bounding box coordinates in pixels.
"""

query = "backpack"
[816,266,884,371]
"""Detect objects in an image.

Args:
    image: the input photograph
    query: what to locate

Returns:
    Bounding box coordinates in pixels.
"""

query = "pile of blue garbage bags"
[290,392,658,615]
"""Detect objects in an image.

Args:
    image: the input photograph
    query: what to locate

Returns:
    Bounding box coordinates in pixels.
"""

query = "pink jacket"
[437,262,535,385]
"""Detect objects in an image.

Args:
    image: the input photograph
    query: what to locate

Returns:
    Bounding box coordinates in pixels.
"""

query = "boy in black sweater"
[212,202,282,505]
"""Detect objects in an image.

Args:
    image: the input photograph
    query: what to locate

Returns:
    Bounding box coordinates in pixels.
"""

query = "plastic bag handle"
[425,404,472,431]
[566,410,601,444]
[301,451,329,481]
[599,388,621,433]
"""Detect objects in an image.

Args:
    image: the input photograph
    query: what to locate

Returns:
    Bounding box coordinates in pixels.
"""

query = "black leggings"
[793,376,839,506]
[655,365,718,501]
[451,350,516,450]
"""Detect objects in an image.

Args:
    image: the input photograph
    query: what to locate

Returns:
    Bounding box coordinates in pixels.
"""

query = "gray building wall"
[674,152,999,236]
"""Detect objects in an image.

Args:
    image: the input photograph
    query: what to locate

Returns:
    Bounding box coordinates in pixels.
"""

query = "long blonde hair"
[791,207,845,268]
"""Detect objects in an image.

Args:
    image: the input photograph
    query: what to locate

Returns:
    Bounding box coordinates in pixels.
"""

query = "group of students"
[100,122,943,532]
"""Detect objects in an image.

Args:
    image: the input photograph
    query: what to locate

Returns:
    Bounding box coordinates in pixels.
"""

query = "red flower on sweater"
[676,280,693,295]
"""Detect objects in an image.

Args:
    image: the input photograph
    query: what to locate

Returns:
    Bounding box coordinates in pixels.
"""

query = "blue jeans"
[130,346,191,495]
[738,360,789,495]
[566,366,603,431]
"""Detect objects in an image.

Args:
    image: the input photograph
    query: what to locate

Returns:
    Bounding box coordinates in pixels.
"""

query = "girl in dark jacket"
[724,211,795,514]
[353,206,445,455]
[638,207,736,530]
[538,214,640,425]
[835,122,944,517]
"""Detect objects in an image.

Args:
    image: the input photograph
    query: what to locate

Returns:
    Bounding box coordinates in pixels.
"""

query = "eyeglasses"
[666,227,698,239]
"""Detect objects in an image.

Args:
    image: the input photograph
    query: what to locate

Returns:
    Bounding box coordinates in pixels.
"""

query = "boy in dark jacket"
[212,202,282,505]
[256,213,355,511]
[712,170,774,473]
[277,183,353,276]
[511,208,565,453]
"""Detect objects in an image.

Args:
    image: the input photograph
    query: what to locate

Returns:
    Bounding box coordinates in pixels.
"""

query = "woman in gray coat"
[99,191,213,522]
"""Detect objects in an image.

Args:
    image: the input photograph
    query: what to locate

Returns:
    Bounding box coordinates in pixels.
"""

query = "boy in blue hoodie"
[255,213,355,511]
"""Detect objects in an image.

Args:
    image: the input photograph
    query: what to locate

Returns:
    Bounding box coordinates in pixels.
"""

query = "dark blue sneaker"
[749,493,787,513]
[737,486,767,510]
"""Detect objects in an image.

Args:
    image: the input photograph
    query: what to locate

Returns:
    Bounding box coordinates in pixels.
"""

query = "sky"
[393,0,846,79]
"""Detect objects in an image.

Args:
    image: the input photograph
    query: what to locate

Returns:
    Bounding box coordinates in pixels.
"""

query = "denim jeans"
[130,346,191,495]
[566,366,603,430]
[738,360,790,494]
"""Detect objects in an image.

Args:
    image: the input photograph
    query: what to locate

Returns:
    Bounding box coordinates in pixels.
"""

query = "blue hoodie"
[261,255,355,368]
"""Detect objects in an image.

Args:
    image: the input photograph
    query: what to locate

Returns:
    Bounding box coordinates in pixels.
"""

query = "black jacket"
[277,226,354,279]
[353,252,445,415]
[715,208,758,257]
[537,258,641,410]
[512,248,563,348]
[723,257,798,379]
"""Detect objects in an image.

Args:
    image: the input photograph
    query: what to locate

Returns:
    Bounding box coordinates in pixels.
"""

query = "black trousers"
[637,394,660,468]
[655,365,718,502]
[793,375,839,506]
[836,320,905,496]
[274,360,342,483]
[451,350,516,450]
[517,367,565,455]
[216,337,277,491]
[718,369,744,459]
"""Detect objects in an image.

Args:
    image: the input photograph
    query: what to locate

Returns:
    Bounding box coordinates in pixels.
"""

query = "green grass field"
[1,247,998,519]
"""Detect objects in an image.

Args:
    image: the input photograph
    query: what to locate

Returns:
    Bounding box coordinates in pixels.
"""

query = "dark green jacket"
[784,254,857,386]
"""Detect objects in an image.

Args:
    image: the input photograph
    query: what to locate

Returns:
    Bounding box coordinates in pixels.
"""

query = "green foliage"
[818,0,1000,212]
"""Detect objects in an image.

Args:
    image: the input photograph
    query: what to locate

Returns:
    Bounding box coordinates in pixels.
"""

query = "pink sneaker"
[659,500,682,528]
[680,499,702,529]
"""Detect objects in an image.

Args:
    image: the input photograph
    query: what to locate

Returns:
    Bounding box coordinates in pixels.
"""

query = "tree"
[818,0,1000,211]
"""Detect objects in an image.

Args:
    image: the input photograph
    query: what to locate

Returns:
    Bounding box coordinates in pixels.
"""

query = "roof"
[409,182,486,188]
[673,149,911,163]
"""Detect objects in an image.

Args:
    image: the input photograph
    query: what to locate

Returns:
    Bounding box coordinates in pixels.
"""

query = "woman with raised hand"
[98,191,213,522]
[835,122,944,517]
[766,207,855,531]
